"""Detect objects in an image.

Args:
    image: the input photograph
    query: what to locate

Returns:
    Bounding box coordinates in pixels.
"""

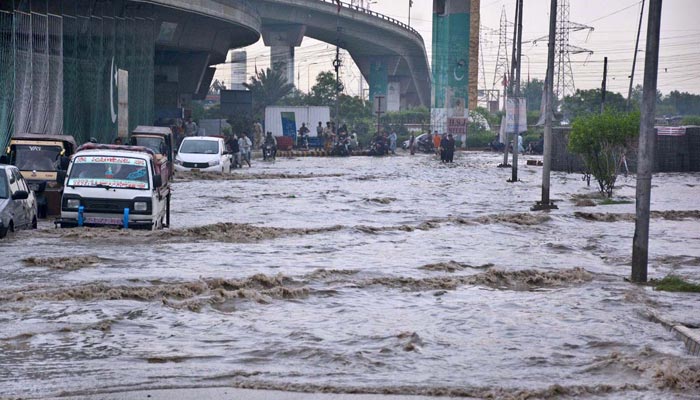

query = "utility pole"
[533,0,558,211]
[601,56,608,114]
[334,1,342,126]
[627,0,646,110]
[502,0,520,168]
[510,0,523,183]
[632,0,662,283]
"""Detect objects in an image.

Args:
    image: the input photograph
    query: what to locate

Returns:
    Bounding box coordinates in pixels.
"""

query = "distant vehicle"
[57,144,171,230]
[402,133,434,153]
[130,126,174,180]
[175,136,232,173]
[0,134,76,218]
[0,164,38,238]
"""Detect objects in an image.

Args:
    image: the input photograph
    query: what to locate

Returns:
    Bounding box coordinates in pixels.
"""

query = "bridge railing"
[313,0,422,39]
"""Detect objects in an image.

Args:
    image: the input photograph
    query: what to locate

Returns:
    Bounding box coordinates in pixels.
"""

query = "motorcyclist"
[263,131,277,160]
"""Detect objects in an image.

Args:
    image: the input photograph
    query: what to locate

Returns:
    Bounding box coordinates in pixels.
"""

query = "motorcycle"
[331,137,350,156]
[262,144,276,161]
[368,140,387,156]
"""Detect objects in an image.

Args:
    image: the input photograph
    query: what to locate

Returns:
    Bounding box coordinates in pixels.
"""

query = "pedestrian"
[388,130,397,155]
[323,122,333,153]
[316,121,324,149]
[517,133,525,153]
[439,134,447,162]
[445,133,456,163]
[253,119,263,149]
[298,123,309,149]
[239,132,252,167]
[409,133,415,155]
[432,130,441,156]
[113,137,123,145]
[184,117,198,137]
[228,133,240,168]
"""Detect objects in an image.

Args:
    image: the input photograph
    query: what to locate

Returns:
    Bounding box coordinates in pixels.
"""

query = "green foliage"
[653,276,700,293]
[465,132,493,149]
[664,90,700,116]
[562,89,627,120]
[308,71,340,109]
[568,111,640,197]
[681,115,700,125]
[522,78,544,112]
[243,67,295,120]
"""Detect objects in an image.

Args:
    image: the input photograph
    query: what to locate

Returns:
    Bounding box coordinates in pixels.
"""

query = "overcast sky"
[215,0,700,99]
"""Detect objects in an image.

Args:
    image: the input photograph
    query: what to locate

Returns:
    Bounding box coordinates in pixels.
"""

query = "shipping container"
[264,106,331,138]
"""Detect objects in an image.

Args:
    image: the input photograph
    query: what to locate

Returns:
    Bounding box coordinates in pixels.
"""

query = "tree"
[308,71,340,108]
[568,111,639,197]
[522,78,544,112]
[243,67,295,119]
[561,88,627,120]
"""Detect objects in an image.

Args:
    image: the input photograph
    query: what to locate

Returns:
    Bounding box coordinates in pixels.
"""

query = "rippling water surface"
[1,152,699,399]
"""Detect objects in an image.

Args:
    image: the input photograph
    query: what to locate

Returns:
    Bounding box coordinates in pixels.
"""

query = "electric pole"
[601,56,608,114]
[510,0,523,183]
[632,0,662,283]
[533,0,558,211]
[627,0,646,110]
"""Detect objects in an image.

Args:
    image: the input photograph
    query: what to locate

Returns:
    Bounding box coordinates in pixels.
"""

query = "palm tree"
[243,67,295,118]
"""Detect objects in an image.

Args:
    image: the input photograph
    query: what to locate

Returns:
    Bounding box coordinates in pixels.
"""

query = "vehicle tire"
[0,221,14,238]
[31,216,37,229]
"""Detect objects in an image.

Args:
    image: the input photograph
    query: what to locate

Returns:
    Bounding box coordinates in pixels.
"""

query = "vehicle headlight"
[133,201,148,212]
[66,198,81,209]
[209,159,220,166]
[174,159,182,165]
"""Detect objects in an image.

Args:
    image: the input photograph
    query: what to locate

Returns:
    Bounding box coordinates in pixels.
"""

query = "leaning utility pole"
[627,0,646,110]
[632,0,662,283]
[533,0,558,211]
[510,0,523,182]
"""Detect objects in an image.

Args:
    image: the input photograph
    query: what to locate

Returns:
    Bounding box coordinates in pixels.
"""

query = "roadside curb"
[648,312,700,356]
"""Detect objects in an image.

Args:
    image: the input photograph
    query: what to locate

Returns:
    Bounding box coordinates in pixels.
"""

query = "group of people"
[225,132,253,168]
[369,130,398,156]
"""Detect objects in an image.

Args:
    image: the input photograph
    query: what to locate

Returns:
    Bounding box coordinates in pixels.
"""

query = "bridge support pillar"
[262,24,306,85]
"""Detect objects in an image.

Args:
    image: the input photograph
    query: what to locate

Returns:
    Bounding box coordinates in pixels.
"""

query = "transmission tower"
[553,0,593,99]
[491,7,510,107]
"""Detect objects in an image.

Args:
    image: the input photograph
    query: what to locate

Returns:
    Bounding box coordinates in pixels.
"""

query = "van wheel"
[0,221,14,238]
[31,216,37,229]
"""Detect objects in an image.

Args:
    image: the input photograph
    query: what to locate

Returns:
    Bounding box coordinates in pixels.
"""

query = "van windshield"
[134,136,165,154]
[67,155,150,190]
[179,140,219,154]
[13,145,62,172]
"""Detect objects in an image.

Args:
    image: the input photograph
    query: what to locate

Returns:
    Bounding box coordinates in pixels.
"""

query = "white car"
[175,136,231,173]
[0,165,38,238]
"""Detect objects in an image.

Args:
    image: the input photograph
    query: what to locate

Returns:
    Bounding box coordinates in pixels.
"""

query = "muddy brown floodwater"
[1,152,699,399]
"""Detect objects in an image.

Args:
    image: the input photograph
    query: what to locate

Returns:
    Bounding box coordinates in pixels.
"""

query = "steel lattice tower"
[491,7,510,99]
[554,0,593,99]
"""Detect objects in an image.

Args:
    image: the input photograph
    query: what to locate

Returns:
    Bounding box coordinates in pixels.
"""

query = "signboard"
[505,98,527,133]
[373,95,387,114]
[281,112,297,138]
[447,117,467,135]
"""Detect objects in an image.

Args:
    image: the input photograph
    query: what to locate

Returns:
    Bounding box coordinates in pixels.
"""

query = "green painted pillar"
[431,0,470,140]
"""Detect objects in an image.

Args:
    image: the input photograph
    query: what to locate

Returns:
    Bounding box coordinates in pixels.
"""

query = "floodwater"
[1,151,699,399]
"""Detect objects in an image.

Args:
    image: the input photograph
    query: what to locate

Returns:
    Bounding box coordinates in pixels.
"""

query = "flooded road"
[1,152,699,399]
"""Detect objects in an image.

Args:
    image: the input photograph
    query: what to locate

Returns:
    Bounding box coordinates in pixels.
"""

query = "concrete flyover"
[249,0,431,110]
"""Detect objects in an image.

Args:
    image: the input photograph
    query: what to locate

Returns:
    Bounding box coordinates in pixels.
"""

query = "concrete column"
[261,24,306,85]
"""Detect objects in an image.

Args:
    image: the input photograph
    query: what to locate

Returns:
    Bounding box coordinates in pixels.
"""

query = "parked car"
[0,165,38,238]
[57,144,171,230]
[174,136,231,173]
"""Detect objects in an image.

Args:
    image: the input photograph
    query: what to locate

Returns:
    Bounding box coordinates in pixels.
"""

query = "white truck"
[57,144,171,230]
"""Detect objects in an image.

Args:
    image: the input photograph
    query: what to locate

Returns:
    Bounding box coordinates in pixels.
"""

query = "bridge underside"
[0,0,259,146]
